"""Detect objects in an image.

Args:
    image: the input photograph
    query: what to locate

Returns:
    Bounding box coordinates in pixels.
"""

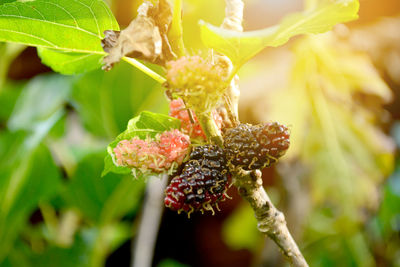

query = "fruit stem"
[169,0,186,57]
[198,112,224,147]
[122,57,166,84]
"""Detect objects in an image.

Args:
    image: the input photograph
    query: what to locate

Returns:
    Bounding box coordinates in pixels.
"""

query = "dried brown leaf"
[102,0,175,71]
[150,0,175,63]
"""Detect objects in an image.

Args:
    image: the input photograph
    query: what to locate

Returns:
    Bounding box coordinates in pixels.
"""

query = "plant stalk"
[122,57,166,84]
[217,1,309,266]
[169,0,185,57]
[220,0,243,120]
[234,169,309,267]
[197,112,223,146]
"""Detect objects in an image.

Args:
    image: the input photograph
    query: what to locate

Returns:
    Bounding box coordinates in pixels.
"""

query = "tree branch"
[220,0,243,119]
[233,170,308,266]
[221,0,244,32]
[219,1,309,266]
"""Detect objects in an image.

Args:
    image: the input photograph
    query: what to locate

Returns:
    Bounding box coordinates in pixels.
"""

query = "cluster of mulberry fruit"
[114,119,289,216]
[113,129,190,176]
[163,122,290,216]
[164,145,230,216]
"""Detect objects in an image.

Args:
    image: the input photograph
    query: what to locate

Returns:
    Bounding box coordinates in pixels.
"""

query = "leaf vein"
[0,28,57,46]
[0,14,99,38]
[41,1,79,28]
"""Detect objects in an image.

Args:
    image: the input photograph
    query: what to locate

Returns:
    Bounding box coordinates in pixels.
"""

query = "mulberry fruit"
[255,122,290,160]
[223,122,290,170]
[113,129,190,176]
[169,98,223,140]
[166,56,228,112]
[164,145,230,216]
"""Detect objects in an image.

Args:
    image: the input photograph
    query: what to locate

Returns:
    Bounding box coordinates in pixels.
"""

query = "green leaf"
[374,144,400,238]
[264,34,393,223]
[0,73,72,262]
[0,1,16,5]
[37,48,104,75]
[111,111,180,143]
[0,0,119,73]
[103,153,131,177]
[8,228,94,267]
[8,74,71,131]
[102,111,180,176]
[29,232,93,267]
[0,82,24,122]
[71,61,168,139]
[199,0,359,69]
[222,203,261,251]
[64,151,145,224]
[0,136,62,262]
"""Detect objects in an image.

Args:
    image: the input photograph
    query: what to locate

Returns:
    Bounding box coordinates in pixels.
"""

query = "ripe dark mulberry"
[223,122,290,170]
[164,145,230,216]
[255,122,290,160]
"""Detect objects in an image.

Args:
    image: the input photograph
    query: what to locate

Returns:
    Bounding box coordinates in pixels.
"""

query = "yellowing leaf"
[199,0,359,70]
[264,34,394,219]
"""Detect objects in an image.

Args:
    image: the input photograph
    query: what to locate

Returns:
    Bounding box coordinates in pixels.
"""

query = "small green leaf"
[8,74,71,131]
[102,153,130,177]
[199,0,359,69]
[64,151,145,223]
[71,61,167,139]
[112,111,181,142]
[102,111,180,176]
[37,48,104,75]
[28,232,93,267]
[0,0,119,74]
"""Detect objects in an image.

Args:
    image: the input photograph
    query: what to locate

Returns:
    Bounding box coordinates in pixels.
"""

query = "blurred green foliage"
[0,49,166,265]
[222,203,261,252]
[157,258,190,267]
[71,63,167,139]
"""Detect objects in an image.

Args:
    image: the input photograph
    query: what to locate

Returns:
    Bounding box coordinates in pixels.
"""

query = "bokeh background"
[1,0,400,266]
